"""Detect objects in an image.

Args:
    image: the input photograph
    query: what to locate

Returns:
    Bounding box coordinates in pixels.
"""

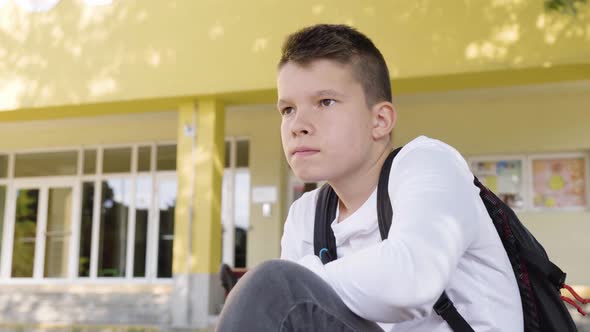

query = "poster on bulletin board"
[470,159,524,209]
[532,156,587,209]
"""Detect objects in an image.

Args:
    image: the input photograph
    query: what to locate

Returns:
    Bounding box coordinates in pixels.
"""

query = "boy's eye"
[319,99,336,107]
[281,107,294,116]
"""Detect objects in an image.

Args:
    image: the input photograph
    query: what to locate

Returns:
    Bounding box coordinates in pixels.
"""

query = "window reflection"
[44,187,72,278]
[0,154,8,178]
[234,170,250,268]
[137,146,152,172]
[78,182,94,277]
[15,151,77,177]
[156,145,176,171]
[83,150,97,175]
[134,177,151,277]
[103,148,132,174]
[157,178,176,278]
[0,186,6,267]
[12,189,39,277]
[98,179,131,277]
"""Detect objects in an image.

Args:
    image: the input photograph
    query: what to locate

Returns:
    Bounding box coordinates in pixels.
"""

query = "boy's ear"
[371,101,396,140]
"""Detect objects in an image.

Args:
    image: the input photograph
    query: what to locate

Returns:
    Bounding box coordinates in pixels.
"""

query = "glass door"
[5,181,77,279]
[11,187,40,278]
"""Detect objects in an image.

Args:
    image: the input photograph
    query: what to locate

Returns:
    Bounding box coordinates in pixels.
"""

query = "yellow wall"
[0,112,177,150]
[1,0,589,111]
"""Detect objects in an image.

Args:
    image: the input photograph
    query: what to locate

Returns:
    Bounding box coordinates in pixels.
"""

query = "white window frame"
[0,177,80,281]
[0,141,177,284]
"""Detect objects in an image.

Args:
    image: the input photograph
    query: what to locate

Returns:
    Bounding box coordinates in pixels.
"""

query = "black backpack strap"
[314,183,338,264]
[376,147,403,239]
[314,148,402,259]
[434,292,475,332]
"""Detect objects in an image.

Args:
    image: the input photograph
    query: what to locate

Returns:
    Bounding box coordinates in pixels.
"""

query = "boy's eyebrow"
[314,89,344,98]
[277,99,290,108]
[276,89,345,108]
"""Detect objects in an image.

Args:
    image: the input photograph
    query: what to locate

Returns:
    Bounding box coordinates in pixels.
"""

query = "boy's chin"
[293,171,326,184]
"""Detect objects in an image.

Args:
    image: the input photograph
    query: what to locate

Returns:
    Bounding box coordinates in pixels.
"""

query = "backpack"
[313,147,588,332]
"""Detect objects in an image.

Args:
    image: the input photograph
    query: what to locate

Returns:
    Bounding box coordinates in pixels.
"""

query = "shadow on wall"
[0,0,182,110]
[0,0,588,109]
[376,0,589,79]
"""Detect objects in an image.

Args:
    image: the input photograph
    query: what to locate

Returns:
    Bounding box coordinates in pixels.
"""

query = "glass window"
[14,151,77,177]
[0,185,5,266]
[137,146,152,172]
[83,150,97,175]
[44,187,73,278]
[224,141,230,168]
[157,178,176,278]
[133,177,151,277]
[221,169,251,268]
[236,140,249,167]
[78,182,94,277]
[0,154,8,178]
[234,170,251,230]
[157,145,176,171]
[103,148,132,174]
[98,178,131,277]
[234,170,250,268]
[221,171,232,229]
[12,188,40,277]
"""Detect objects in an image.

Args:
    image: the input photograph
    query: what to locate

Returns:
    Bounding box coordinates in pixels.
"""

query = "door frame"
[0,177,80,280]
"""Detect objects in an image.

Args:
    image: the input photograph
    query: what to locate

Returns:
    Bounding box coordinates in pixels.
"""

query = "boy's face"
[277,59,376,183]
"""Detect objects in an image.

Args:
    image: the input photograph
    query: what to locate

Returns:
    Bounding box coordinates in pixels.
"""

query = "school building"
[0,0,589,330]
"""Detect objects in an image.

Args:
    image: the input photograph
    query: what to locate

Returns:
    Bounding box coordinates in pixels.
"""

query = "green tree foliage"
[545,0,588,15]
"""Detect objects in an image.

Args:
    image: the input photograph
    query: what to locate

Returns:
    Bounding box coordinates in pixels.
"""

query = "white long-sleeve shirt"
[280,136,523,332]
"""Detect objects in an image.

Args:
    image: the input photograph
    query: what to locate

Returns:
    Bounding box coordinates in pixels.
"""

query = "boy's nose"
[294,128,309,136]
[290,108,313,137]
[291,119,312,137]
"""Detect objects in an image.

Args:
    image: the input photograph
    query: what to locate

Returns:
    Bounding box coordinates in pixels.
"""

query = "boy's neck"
[330,146,392,222]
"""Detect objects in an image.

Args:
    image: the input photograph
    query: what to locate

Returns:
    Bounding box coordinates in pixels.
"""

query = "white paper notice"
[252,186,277,203]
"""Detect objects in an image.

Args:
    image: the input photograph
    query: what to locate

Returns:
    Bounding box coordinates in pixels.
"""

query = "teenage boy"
[216,24,523,332]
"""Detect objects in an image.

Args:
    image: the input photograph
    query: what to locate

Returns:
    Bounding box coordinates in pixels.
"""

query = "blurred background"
[0,0,589,331]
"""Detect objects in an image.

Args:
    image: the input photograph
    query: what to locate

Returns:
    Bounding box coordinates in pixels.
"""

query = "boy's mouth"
[292,146,320,157]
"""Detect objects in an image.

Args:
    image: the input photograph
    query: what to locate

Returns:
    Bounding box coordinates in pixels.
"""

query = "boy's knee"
[245,259,299,281]
[235,260,304,292]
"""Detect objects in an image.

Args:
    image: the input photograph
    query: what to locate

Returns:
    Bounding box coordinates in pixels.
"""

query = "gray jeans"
[216,259,384,332]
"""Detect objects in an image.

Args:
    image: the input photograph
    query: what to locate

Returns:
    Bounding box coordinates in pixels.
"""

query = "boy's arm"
[319,145,480,323]
[280,200,303,261]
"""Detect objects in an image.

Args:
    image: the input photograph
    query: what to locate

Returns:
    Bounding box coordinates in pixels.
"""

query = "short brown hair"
[278,24,392,107]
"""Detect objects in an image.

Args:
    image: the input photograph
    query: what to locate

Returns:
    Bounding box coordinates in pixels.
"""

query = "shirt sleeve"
[280,199,303,261]
[322,144,481,323]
